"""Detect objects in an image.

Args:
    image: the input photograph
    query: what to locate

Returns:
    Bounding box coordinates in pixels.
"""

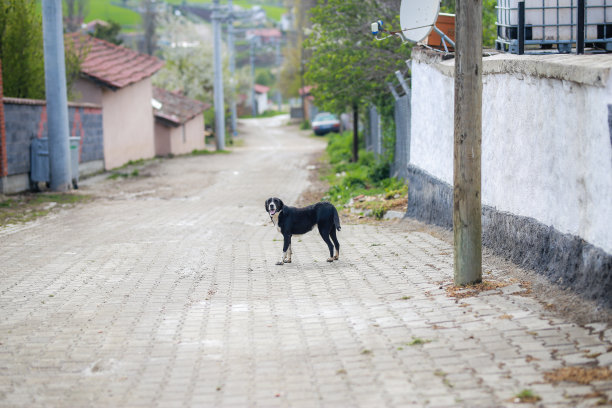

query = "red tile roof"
[66,33,164,90]
[152,87,210,126]
[254,84,270,94]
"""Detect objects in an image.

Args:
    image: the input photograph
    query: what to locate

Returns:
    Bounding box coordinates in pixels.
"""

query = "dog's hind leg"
[318,225,335,262]
[330,228,340,260]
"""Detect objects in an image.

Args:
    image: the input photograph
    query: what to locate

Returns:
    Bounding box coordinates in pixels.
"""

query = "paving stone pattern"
[0,116,611,407]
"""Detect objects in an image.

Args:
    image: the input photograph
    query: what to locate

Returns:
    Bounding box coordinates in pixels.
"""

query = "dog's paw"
[283,259,292,263]
[326,257,334,263]
[333,255,339,260]
[275,260,284,266]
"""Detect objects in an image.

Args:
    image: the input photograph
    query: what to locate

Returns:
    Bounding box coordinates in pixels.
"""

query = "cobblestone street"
[1,116,611,407]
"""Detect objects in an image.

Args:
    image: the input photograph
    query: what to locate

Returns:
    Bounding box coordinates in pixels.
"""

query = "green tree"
[63,0,90,33]
[255,69,274,87]
[92,20,123,46]
[304,0,410,161]
[0,0,45,99]
[0,0,87,100]
[440,0,498,48]
[153,11,214,104]
[63,35,89,100]
[279,0,317,100]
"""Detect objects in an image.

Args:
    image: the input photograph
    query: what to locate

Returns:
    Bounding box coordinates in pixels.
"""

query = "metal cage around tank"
[496,0,612,53]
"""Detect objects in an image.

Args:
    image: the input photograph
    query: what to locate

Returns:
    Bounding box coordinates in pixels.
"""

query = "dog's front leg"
[276,234,292,265]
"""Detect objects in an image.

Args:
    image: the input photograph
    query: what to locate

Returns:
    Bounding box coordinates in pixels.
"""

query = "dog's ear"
[277,199,284,210]
[264,198,270,211]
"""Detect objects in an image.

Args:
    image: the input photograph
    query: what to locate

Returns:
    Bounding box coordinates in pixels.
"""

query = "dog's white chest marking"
[270,212,281,233]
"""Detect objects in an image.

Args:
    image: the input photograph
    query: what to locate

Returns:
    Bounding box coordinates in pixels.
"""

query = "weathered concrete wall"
[1,98,104,193]
[408,48,612,307]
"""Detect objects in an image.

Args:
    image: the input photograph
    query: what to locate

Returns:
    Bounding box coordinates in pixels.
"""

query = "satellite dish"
[399,0,440,43]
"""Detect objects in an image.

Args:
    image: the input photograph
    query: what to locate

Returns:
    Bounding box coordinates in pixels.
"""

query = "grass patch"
[107,170,139,180]
[123,159,146,167]
[191,148,230,156]
[228,138,245,147]
[0,193,90,227]
[164,0,287,22]
[406,337,432,346]
[86,1,141,28]
[514,389,541,403]
[240,110,286,119]
[321,131,406,214]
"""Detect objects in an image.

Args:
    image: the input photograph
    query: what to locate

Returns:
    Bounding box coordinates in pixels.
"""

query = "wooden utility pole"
[453,0,482,285]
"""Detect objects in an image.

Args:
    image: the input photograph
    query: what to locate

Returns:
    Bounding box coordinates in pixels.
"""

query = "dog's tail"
[333,207,341,231]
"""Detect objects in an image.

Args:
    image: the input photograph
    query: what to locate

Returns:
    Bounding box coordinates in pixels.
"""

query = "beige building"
[67,34,164,170]
[152,87,210,156]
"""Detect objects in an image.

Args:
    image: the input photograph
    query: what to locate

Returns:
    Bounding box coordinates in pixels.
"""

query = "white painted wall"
[155,115,205,157]
[256,92,268,115]
[101,79,156,170]
[411,62,454,184]
[75,77,156,170]
[410,54,612,254]
[168,114,205,155]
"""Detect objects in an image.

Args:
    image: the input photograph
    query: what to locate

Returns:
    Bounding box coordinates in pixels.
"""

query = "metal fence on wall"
[392,93,411,180]
[363,76,412,181]
[366,105,382,156]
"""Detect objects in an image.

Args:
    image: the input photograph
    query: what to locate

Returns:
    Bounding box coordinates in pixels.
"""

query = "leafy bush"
[368,160,390,183]
[342,174,366,189]
[322,131,406,207]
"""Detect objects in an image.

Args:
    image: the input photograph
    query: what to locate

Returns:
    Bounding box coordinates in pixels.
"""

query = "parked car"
[312,112,341,136]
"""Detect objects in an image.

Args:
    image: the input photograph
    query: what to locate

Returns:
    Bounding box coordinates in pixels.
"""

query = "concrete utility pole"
[227,0,238,137]
[453,0,483,285]
[42,0,72,192]
[250,38,257,117]
[212,0,225,150]
[275,37,282,111]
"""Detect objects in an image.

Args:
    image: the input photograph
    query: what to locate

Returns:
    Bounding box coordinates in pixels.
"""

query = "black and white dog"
[265,197,341,265]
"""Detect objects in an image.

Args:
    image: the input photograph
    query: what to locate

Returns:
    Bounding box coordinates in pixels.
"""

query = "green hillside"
[81,0,285,26]
[86,1,141,29]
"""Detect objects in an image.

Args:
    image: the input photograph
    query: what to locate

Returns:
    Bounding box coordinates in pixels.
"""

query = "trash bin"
[69,137,80,189]
[30,137,80,190]
[30,138,50,190]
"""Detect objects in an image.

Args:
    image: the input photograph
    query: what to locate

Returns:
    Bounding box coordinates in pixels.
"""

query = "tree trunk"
[352,103,359,162]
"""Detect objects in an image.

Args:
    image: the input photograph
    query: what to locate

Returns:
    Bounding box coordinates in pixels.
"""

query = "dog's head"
[265,197,284,217]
